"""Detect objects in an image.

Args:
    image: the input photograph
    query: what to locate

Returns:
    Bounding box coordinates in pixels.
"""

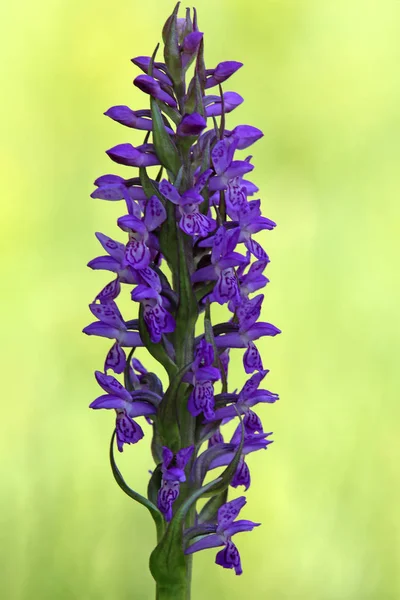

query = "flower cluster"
[84,3,280,590]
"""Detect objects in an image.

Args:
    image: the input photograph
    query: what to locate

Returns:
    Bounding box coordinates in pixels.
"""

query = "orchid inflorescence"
[84,3,280,597]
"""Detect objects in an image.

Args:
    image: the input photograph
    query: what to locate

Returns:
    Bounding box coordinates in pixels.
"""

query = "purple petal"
[83,321,120,340]
[143,302,176,343]
[116,413,144,451]
[126,401,156,418]
[157,480,180,521]
[224,519,261,538]
[211,139,236,175]
[214,268,240,305]
[162,446,174,467]
[243,341,263,374]
[96,278,121,304]
[87,256,121,272]
[95,232,125,261]
[135,267,161,292]
[188,381,215,420]
[89,394,127,410]
[176,445,195,469]
[217,496,247,529]
[131,56,173,86]
[177,112,207,137]
[106,143,160,167]
[159,179,181,204]
[144,195,166,231]
[215,540,242,575]
[104,105,141,128]
[247,322,282,340]
[230,124,263,149]
[89,302,125,329]
[95,370,132,400]
[105,342,126,374]
[239,370,268,399]
[245,238,269,260]
[236,295,264,332]
[134,75,177,108]
[231,457,251,490]
[124,239,151,270]
[204,92,244,117]
[185,534,224,555]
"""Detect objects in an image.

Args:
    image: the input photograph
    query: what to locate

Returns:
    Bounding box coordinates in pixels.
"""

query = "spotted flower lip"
[185,496,260,575]
[86,3,281,586]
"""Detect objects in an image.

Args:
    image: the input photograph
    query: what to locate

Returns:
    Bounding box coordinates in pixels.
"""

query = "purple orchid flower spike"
[86,5,281,594]
[159,173,214,237]
[90,371,157,451]
[185,496,260,575]
[157,445,194,521]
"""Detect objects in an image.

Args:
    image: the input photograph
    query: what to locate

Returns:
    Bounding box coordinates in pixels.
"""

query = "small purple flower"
[118,195,166,270]
[159,174,214,237]
[209,139,254,193]
[193,226,246,304]
[205,61,243,89]
[131,56,173,86]
[106,143,160,167]
[87,232,138,284]
[177,112,207,137]
[185,496,260,575]
[204,92,244,117]
[181,31,203,68]
[214,295,281,373]
[212,370,278,432]
[83,301,144,348]
[90,371,157,451]
[157,445,194,521]
[131,283,176,343]
[207,428,273,490]
[225,124,264,150]
[134,74,177,108]
[91,174,148,203]
[185,340,220,420]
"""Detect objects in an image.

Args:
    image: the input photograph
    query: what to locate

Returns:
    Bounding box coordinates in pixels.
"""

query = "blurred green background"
[1,0,399,598]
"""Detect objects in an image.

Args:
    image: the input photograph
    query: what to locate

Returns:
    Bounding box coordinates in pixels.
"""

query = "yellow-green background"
[1,0,399,598]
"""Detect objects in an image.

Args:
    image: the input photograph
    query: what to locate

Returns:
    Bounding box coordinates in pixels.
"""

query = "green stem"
[156,582,188,600]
